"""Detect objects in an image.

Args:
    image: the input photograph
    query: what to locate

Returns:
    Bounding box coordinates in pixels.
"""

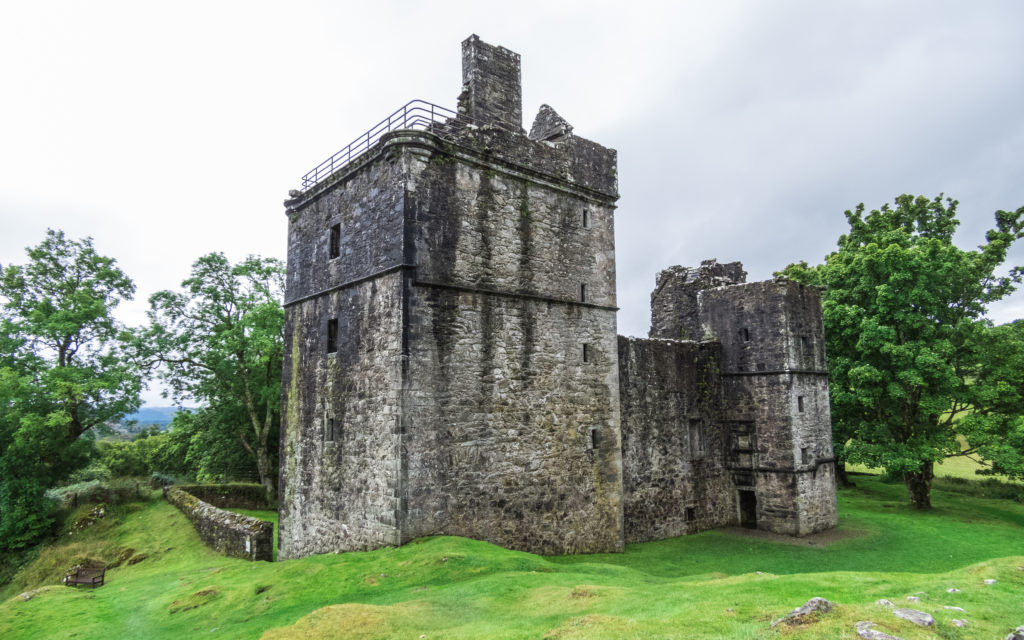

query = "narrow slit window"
[582,343,591,363]
[689,419,704,458]
[797,396,805,412]
[325,417,336,442]
[327,318,338,353]
[685,506,696,522]
[582,209,590,228]
[589,428,599,450]
[801,335,810,351]
[801,447,809,465]
[580,283,587,302]
[329,223,341,260]
[740,327,750,341]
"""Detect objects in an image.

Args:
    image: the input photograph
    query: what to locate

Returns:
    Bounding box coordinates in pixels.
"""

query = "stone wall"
[398,113,623,554]
[278,272,405,559]
[700,278,838,535]
[650,260,746,341]
[175,484,271,510]
[618,336,737,543]
[282,152,406,306]
[459,35,522,130]
[164,486,273,562]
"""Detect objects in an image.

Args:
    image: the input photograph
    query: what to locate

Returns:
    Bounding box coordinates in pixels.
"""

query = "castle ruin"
[277,36,838,559]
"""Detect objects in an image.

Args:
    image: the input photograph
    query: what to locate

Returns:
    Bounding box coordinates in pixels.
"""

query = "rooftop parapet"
[291,36,618,201]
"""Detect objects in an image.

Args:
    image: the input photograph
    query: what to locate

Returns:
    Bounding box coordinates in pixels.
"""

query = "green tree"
[0,230,141,548]
[146,254,283,500]
[780,195,1024,508]
[957,320,1024,479]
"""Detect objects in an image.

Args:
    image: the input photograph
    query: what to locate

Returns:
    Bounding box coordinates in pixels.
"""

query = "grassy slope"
[0,477,1021,639]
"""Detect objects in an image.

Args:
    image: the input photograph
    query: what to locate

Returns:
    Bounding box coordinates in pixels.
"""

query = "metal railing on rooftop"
[300,100,459,191]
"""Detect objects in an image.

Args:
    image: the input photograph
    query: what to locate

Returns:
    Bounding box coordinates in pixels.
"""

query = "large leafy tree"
[146,254,284,500]
[780,195,1024,508]
[0,230,141,548]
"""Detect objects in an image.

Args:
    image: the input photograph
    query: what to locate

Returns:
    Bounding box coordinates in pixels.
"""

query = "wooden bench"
[63,565,105,588]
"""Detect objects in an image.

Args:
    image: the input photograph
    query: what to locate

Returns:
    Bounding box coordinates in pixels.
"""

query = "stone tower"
[278,35,623,558]
[644,260,838,536]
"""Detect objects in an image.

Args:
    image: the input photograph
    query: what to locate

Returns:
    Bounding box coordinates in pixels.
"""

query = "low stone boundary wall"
[163,486,273,562]
[174,483,271,510]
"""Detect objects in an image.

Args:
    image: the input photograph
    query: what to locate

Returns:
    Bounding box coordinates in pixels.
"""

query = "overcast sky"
[3,1,1023,406]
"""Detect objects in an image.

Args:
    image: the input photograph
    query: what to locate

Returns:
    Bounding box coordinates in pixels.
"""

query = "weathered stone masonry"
[278,35,837,559]
[164,486,273,562]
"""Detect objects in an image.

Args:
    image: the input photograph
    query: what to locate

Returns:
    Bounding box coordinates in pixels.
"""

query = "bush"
[46,479,147,509]
[150,472,177,488]
[933,475,1024,502]
[67,463,112,484]
[0,481,59,551]
[97,441,148,478]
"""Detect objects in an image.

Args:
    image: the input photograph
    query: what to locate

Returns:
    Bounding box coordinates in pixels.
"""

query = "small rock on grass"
[946,587,960,593]
[951,619,968,627]
[1006,625,1024,640]
[893,608,934,627]
[944,606,965,612]
[770,597,834,628]
[855,621,903,640]
[985,579,997,585]
[875,599,895,607]
[905,596,919,602]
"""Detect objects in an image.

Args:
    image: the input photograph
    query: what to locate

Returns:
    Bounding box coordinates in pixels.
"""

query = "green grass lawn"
[2,476,1023,639]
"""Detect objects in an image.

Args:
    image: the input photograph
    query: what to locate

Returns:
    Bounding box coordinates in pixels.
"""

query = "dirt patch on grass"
[720,526,867,548]
[259,601,432,640]
[169,587,218,614]
[543,614,640,639]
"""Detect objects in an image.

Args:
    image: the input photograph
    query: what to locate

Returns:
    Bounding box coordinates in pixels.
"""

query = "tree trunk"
[836,461,855,488]
[255,437,276,503]
[904,461,934,509]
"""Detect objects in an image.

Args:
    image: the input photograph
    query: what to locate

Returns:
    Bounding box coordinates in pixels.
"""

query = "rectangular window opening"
[325,417,336,442]
[582,343,591,363]
[801,446,809,465]
[582,209,591,228]
[327,318,338,353]
[580,283,587,303]
[685,506,696,522]
[689,418,704,459]
[589,427,599,450]
[740,327,750,341]
[797,396,805,412]
[329,223,341,260]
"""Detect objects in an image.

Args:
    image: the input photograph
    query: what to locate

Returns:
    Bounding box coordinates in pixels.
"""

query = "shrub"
[67,463,112,484]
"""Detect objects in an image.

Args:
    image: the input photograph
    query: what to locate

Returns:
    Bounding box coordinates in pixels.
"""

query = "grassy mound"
[2,476,1023,639]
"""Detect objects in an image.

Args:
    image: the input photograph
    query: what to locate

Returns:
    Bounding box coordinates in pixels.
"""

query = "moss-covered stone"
[163,487,273,562]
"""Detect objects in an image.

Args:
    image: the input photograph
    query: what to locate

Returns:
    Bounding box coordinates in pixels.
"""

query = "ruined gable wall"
[650,261,746,341]
[618,336,737,543]
[398,139,624,554]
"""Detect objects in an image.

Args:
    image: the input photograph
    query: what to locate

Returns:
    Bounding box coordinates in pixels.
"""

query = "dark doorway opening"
[738,490,757,529]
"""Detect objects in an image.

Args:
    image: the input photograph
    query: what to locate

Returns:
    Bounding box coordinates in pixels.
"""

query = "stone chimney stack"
[458,34,523,130]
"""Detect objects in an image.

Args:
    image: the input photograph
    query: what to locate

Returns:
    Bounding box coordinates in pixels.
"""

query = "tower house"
[278,35,624,558]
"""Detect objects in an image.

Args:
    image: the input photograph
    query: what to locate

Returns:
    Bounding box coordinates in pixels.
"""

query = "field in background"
[2,475,1023,639]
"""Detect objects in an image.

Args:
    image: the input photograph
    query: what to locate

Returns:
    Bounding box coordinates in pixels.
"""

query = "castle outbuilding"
[277,36,837,559]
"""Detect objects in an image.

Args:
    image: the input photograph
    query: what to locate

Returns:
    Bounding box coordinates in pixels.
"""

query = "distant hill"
[122,406,180,430]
